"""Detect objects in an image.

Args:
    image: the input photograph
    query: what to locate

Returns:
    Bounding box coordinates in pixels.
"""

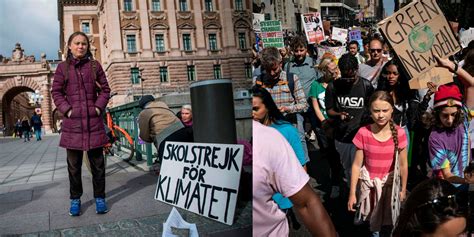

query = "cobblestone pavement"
[0,135,251,236]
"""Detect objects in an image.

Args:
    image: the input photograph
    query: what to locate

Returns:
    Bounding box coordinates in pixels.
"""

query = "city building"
[58,0,254,106]
[0,44,54,134]
[320,0,357,28]
[252,0,321,32]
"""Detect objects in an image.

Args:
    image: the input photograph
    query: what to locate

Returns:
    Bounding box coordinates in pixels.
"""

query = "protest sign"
[323,21,331,36]
[316,45,346,64]
[378,0,461,89]
[349,29,363,51]
[301,12,325,44]
[332,27,348,43]
[260,20,284,48]
[349,30,362,41]
[252,13,265,32]
[155,142,244,225]
[460,28,474,48]
[408,67,453,89]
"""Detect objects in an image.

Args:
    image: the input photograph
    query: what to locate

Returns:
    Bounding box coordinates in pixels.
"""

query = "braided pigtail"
[389,119,399,157]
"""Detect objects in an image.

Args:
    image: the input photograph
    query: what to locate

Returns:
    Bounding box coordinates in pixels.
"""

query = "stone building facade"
[0,43,54,134]
[58,0,254,106]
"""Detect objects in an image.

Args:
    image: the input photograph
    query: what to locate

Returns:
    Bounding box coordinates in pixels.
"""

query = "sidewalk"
[0,135,251,236]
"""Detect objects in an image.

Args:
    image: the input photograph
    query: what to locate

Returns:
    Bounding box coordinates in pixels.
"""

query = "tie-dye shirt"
[429,107,471,187]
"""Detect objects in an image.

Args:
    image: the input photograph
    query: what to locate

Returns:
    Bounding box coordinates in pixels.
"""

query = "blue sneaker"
[69,199,81,216]
[95,198,108,214]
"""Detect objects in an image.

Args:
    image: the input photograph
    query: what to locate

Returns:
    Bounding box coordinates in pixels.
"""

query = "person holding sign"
[348,91,408,236]
[253,120,337,237]
[425,56,474,198]
[358,38,388,88]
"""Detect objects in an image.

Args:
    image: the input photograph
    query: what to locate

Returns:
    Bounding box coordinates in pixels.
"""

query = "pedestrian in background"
[21,116,30,142]
[180,104,193,127]
[51,31,111,216]
[31,112,43,141]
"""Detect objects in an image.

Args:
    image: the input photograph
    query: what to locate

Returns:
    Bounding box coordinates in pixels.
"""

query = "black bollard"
[190,79,237,144]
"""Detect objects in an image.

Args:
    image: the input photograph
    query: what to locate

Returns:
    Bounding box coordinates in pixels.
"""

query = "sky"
[0,0,59,61]
[384,0,395,16]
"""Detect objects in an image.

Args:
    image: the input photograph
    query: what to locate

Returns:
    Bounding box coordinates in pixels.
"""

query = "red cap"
[433,84,462,109]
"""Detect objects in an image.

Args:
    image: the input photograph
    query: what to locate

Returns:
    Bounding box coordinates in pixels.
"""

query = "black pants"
[67,148,105,199]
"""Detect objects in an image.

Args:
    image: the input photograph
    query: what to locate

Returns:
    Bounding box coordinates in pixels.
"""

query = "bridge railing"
[108,101,155,166]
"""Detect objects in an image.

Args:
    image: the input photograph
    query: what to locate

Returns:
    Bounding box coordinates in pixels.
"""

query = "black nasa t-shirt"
[325,77,374,143]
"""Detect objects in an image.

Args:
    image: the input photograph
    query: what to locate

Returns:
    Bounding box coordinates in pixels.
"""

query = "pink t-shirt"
[253,121,309,236]
[353,125,407,179]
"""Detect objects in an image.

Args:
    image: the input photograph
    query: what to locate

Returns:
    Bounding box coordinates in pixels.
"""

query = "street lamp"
[29,90,44,107]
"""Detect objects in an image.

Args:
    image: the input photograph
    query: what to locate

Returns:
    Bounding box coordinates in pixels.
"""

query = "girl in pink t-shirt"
[347,90,408,235]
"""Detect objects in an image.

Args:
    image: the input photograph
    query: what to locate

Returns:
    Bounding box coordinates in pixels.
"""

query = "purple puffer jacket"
[51,57,110,151]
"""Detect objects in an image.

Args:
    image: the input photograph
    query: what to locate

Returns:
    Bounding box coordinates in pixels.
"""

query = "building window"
[179,0,188,11]
[151,0,161,11]
[160,66,168,82]
[209,34,217,51]
[235,0,243,11]
[131,67,140,84]
[205,0,213,11]
[81,22,90,34]
[213,65,221,79]
[126,35,137,52]
[183,34,192,51]
[124,0,133,11]
[245,63,252,78]
[238,33,246,49]
[155,34,165,52]
[187,65,195,81]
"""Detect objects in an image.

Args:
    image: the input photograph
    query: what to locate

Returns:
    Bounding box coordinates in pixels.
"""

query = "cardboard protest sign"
[408,67,453,89]
[155,142,244,225]
[252,13,265,32]
[316,45,346,64]
[260,20,284,48]
[460,28,474,48]
[378,0,461,89]
[332,27,348,43]
[323,21,331,36]
[301,12,325,44]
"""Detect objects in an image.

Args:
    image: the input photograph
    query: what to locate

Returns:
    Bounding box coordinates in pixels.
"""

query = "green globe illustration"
[408,25,434,53]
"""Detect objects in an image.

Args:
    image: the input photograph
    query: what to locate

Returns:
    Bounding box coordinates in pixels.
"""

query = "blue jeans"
[296,113,309,164]
[23,131,30,141]
[35,129,42,140]
[371,225,392,237]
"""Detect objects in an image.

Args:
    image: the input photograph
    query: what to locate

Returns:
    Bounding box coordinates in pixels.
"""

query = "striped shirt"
[256,71,308,114]
[353,125,407,179]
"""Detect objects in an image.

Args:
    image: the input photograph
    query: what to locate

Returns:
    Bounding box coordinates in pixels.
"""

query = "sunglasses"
[416,193,468,216]
[370,49,383,53]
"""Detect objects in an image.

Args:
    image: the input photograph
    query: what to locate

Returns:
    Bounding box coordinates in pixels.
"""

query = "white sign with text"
[155,142,244,225]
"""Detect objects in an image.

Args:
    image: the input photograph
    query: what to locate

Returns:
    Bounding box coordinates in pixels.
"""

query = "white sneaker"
[330,186,340,199]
